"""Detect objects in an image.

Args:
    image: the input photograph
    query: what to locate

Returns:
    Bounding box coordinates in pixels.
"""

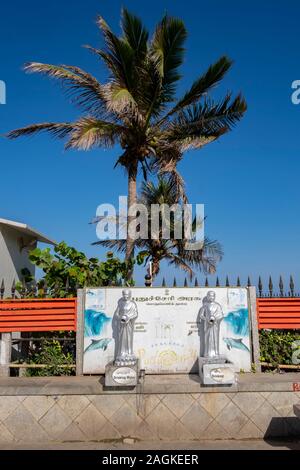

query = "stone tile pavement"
[0,374,299,443]
[0,391,299,443]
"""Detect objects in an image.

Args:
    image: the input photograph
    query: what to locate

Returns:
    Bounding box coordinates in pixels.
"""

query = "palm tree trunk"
[125,163,138,281]
[152,258,160,280]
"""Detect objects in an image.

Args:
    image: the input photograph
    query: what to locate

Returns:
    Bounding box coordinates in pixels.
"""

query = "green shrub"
[259,330,300,366]
[25,337,75,376]
[17,242,135,298]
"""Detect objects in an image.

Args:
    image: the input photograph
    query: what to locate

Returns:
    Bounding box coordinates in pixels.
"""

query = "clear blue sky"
[1,0,300,291]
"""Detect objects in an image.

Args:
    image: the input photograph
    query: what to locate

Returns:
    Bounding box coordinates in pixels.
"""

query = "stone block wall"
[0,390,299,443]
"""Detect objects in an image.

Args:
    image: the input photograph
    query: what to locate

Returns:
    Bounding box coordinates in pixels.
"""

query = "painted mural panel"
[82,287,252,374]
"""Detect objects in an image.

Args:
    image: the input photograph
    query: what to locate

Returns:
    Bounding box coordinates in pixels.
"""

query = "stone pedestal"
[0,333,11,377]
[105,360,140,387]
[198,356,236,385]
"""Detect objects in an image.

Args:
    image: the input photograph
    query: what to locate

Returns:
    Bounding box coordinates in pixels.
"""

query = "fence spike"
[258,276,263,297]
[43,280,48,297]
[11,279,16,299]
[269,276,273,297]
[54,281,60,297]
[216,277,220,287]
[279,275,284,297]
[184,278,188,287]
[21,278,27,298]
[237,276,241,287]
[144,273,152,287]
[31,279,37,298]
[173,277,177,287]
[0,279,4,299]
[162,277,166,287]
[205,277,209,287]
[225,275,229,287]
[194,277,199,287]
[290,275,295,297]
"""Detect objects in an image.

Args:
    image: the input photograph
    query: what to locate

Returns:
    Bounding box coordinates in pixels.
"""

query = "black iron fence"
[1,274,299,299]
[0,278,73,300]
[153,275,299,298]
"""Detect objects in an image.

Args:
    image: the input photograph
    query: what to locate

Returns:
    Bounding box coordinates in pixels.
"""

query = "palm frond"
[158,165,186,203]
[65,117,125,150]
[86,20,143,120]
[167,56,233,117]
[149,146,186,202]
[150,15,187,100]
[177,237,223,275]
[7,122,74,139]
[93,238,146,250]
[166,93,247,150]
[140,55,165,120]
[96,16,136,92]
[92,239,127,251]
[167,253,194,280]
[140,178,179,206]
[121,8,149,60]
[23,62,107,115]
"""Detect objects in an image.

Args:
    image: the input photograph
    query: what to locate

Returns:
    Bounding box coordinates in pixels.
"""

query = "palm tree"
[94,177,223,281]
[7,9,246,280]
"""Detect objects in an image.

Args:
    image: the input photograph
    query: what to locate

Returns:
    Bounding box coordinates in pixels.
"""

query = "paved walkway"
[0,439,299,450]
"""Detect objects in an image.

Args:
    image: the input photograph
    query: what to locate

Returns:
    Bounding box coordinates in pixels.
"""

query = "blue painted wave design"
[224,308,249,336]
[84,309,111,337]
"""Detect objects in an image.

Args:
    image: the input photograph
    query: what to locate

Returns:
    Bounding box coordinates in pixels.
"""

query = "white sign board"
[112,367,137,385]
[82,287,252,374]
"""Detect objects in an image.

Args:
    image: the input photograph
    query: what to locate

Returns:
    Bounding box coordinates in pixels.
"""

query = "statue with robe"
[114,289,138,366]
[199,290,224,358]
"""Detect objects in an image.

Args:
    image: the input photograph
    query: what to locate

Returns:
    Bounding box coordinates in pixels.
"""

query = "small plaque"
[209,367,235,384]
[105,360,139,387]
[198,357,236,385]
[112,367,137,385]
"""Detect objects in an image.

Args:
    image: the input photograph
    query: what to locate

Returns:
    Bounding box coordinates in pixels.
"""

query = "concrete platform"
[0,372,299,395]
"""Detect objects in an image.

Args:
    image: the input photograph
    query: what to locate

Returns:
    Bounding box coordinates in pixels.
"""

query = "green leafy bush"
[25,336,75,376]
[259,330,300,366]
[25,242,134,297]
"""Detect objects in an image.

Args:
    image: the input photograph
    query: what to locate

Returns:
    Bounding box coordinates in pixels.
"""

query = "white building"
[0,218,55,297]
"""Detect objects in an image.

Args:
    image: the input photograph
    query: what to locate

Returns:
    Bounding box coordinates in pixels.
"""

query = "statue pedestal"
[105,360,140,387]
[198,356,236,386]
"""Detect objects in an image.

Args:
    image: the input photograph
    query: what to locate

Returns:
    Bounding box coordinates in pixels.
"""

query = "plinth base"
[198,356,235,385]
[105,360,140,387]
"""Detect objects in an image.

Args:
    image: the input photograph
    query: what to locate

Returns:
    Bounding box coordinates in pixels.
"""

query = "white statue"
[199,290,224,358]
[114,289,138,366]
